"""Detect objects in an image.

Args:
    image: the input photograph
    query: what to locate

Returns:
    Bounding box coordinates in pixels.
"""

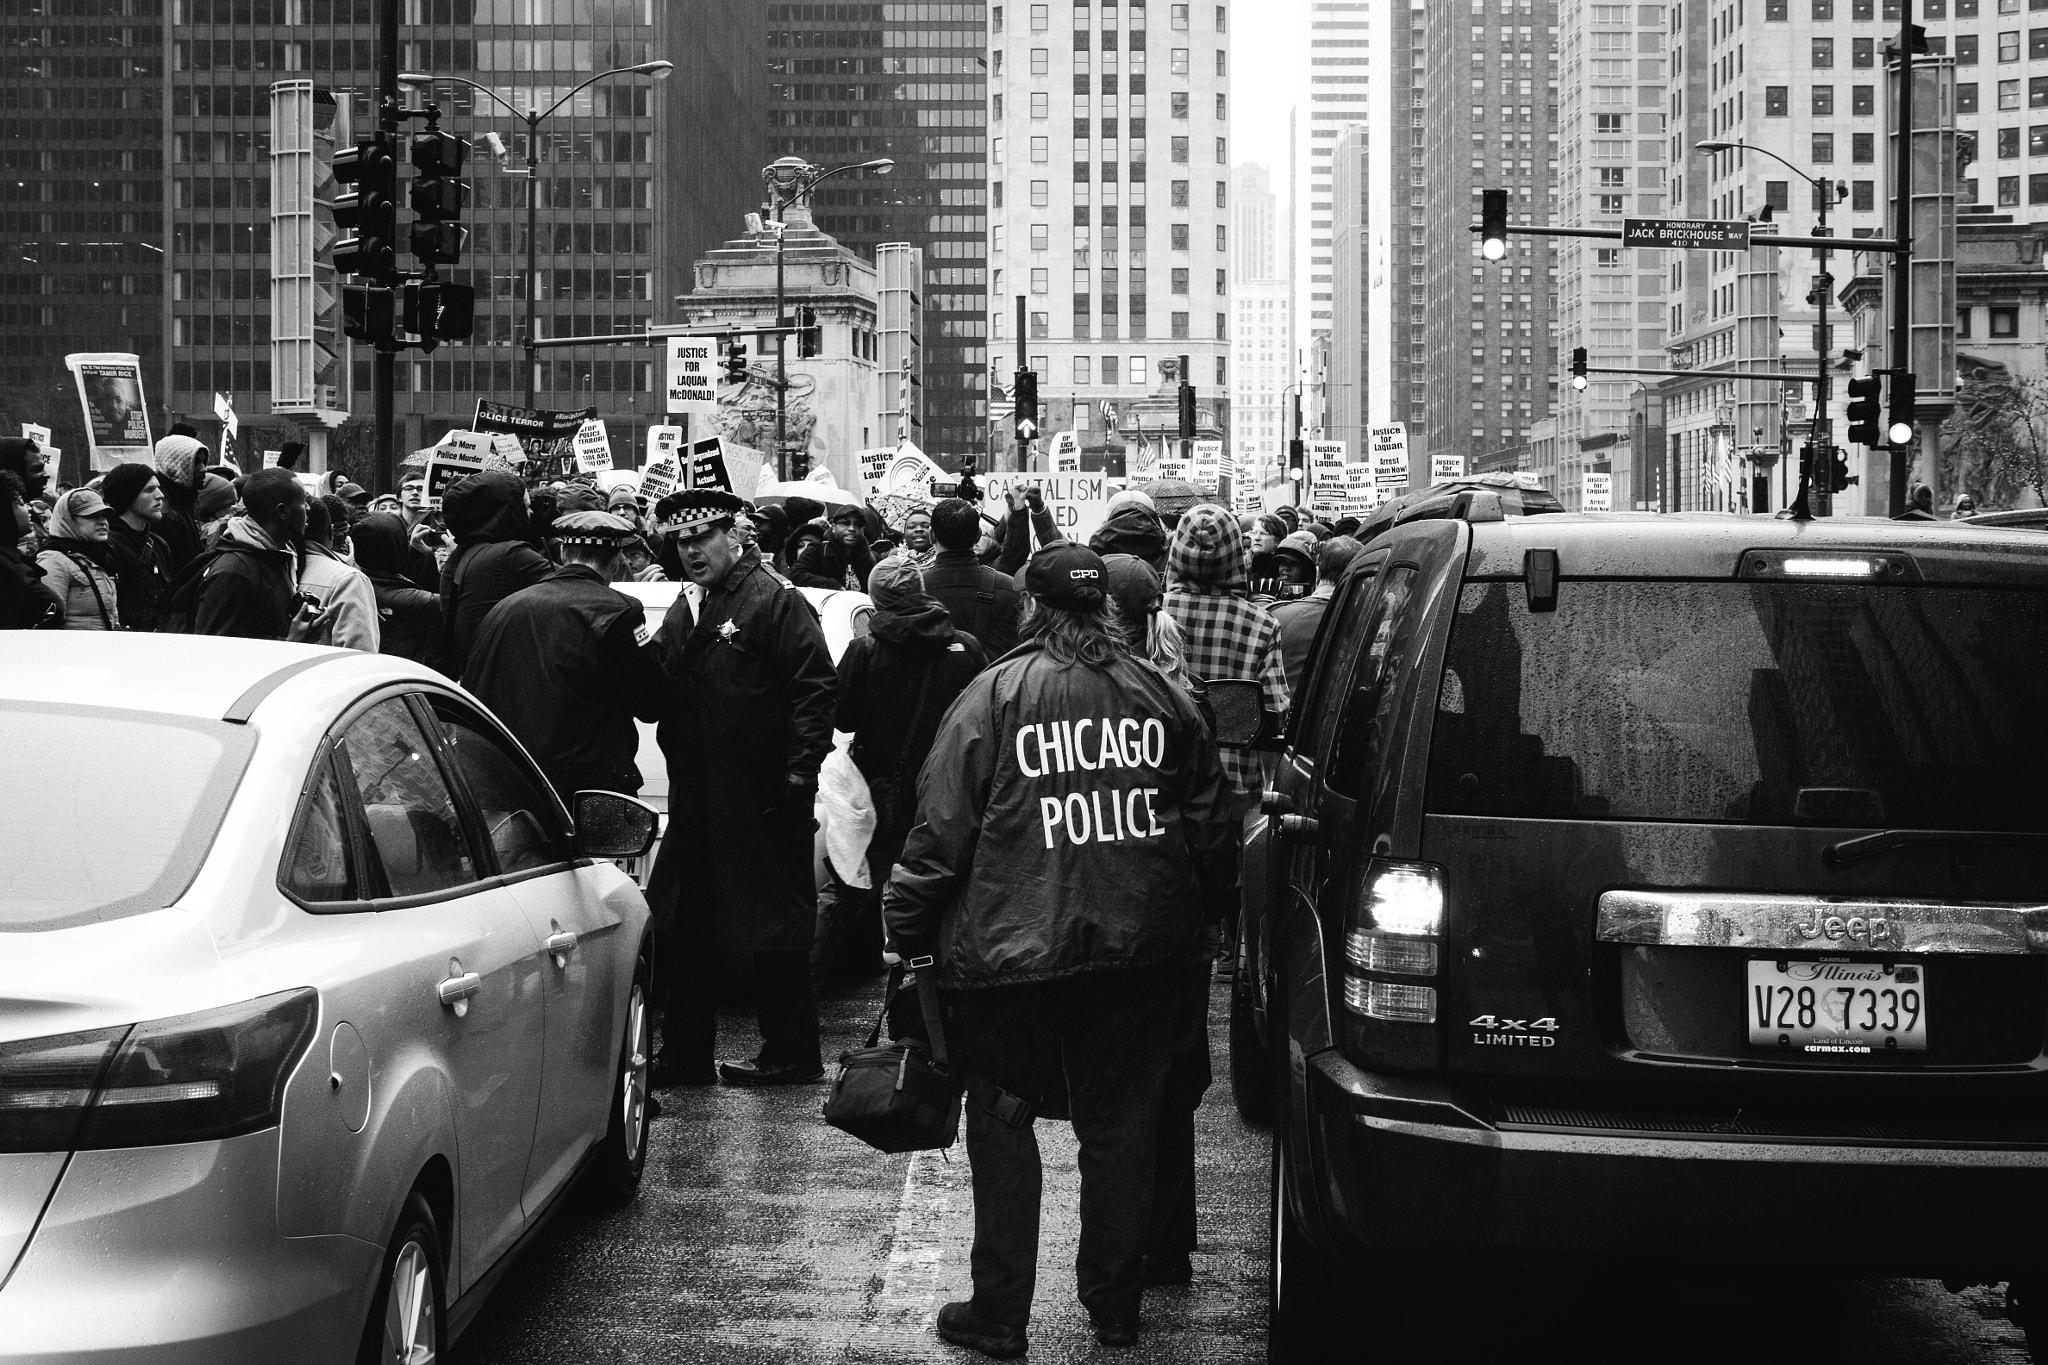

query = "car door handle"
[437,972,482,1007]
[545,931,578,955]
[1277,814,1321,841]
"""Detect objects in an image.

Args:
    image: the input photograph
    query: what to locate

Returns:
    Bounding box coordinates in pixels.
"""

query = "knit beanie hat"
[100,462,158,519]
[153,434,207,490]
[194,473,237,522]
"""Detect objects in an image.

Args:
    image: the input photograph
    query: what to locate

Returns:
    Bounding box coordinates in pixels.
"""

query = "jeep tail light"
[1343,978,1439,1024]
[0,989,318,1154]
[1345,858,1445,986]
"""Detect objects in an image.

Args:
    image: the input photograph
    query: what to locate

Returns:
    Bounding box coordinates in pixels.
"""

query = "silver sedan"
[0,633,659,1363]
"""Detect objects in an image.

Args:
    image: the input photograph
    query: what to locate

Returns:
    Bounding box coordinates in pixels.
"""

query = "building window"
[2002,30,2022,60]
[1854,85,1877,115]
[1810,85,1833,115]
[1960,83,1981,113]
[1958,33,1981,63]
[2033,125,2048,155]
[1171,135,1189,162]
[1597,193,1625,212]
[1129,357,1147,386]
[1031,180,1050,206]
[2003,80,2024,109]
[1812,37,1834,65]
[2032,27,2048,56]
[1030,2,1048,26]
[1170,48,1189,73]
[1813,132,1836,162]
[1992,306,2020,335]
[1766,86,1791,115]
[2025,171,2045,202]
[1766,0,1787,14]
[1961,0,1980,13]
[1171,1,1189,25]
[1959,308,1975,338]
[1031,48,1049,74]
[1171,180,1189,206]
[1851,132,1875,163]
[1171,223,1189,249]
[1031,136,1049,162]
[1215,268,1227,295]
[2002,126,2023,158]
[1171,312,1190,338]
[1852,179,1875,210]
[1764,180,1791,210]
[1032,92,1050,117]
[1031,268,1049,294]
[1030,223,1050,250]
[1813,0,1833,14]
[1171,91,1189,117]
[1030,311,1049,337]
[2000,174,2023,204]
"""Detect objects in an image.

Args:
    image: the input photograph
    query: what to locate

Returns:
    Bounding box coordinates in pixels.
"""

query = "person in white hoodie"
[299,493,380,651]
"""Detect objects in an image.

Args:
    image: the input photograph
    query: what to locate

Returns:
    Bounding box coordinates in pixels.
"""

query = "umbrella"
[754,479,864,509]
[1138,478,1206,517]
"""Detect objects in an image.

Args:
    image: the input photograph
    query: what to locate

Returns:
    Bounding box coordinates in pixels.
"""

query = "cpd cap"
[547,510,641,547]
[660,488,747,537]
[1025,541,1108,612]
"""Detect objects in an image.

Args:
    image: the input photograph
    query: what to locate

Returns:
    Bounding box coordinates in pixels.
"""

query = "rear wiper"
[1823,828,2048,869]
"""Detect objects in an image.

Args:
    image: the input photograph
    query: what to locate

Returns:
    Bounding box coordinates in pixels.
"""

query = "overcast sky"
[1234,0,1308,211]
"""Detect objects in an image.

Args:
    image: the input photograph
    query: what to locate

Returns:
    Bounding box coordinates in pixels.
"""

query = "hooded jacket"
[1162,503,1289,808]
[439,469,553,680]
[923,547,1022,661]
[149,435,207,575]
[192,516,299,640]
[881,641,1238,989]
[1088,506,1170,574]
[1,535,61,630]
[351,513,445,669]
[789,526,874,591]
[105,516,172,632]
[36,495,121,630]
[835,575,986,828]
[299,540,380,652]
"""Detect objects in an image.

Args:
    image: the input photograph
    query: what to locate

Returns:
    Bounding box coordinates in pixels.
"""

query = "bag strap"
[907,954,950,1072]
[59,551,115,630]
[864,962,905,1049]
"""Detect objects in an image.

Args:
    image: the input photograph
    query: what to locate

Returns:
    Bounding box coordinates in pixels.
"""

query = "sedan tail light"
[0,990,318,1154]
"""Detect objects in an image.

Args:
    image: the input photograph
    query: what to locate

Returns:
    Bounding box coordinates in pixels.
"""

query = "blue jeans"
[953,962,1182,1331]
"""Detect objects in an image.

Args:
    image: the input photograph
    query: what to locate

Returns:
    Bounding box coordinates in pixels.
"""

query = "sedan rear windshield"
[1426,581,2048,831]
[0,705,255,931]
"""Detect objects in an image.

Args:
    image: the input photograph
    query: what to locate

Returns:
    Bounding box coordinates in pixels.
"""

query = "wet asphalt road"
[454,972,2039,1364]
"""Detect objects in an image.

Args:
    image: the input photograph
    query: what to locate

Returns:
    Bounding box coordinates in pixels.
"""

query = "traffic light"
[402,280,475,342]
[1480,188,1509,261]
[1846,374,1883,446]
[795,306,821,358]
[332,134,398,281]
[1178,380,1197,439]
[408,128,469,266]
[1887,372,1917,446]
[789,446,810,479]
[1827,445,1855,494]
[1014,367,1039,441]
[341,283,394,343]
[723,331,748,384]
[1288,436,1305,482]
[1570,347,1589,391]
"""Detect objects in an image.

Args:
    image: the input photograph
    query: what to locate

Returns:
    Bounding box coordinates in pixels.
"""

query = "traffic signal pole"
[1889,2,1917,515]
[1014,294,1027,472]
[373,0,398,494]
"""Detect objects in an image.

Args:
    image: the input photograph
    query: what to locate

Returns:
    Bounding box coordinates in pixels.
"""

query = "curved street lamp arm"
[1719,140,1827,192]
[538,65,660,125]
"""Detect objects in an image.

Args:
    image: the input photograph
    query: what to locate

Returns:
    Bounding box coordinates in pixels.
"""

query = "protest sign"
[436,429,491,462]
[665,336,718,411]
[1369,424,1409,497]
[1126,440,1156,481]
[642,426,684,500]
[489,433,526,463]
[263,450,282,468]
[422,442,489,505]
[688,436,733,495]
[857,446,894,499]
[65,353,152,469]
[1190,439,1223,490]
[882,447,947,499]
[572,419,613,473]
[1049,430,1081,473]
[473,399,595,465]
[1432,452,1466,484]
[1343,463,1374,516]
[1157,438,1191,481]
[979,472,1112,545]
[1308,440,1347,512]
[21,423,49,448]
[1582,470,1613,511]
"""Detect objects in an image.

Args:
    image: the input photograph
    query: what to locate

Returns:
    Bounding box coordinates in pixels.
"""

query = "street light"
[1693,138,1845,518]
[757,156,895,478]
[399,61,674,409]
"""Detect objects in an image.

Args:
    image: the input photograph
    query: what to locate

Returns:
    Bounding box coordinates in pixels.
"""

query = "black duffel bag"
[823,956,961,1153]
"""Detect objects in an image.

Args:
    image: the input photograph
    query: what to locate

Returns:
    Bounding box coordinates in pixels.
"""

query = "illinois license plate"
[1746,960,1927,1054]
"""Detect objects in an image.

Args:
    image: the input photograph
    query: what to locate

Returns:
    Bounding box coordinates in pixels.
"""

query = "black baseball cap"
[1024,541,1107,612]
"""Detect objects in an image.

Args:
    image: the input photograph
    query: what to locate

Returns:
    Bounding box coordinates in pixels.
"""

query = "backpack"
[152,546,235,634]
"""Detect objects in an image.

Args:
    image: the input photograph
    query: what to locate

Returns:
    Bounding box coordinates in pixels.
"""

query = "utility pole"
[1014,294,1029,472]
[372,0,399,494]
[1889,1,1917,515]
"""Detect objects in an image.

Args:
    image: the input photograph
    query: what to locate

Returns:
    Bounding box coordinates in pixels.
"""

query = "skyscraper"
[1327,124,1366,448]
[1298,0,1368,353]
[1230,161,1286,486]
[1232,159,1277,279]
[986,0,1232,466]
[766,1,987,463]
[1419,0,1560,468]
[1364,0,1426,445]
[0,0,167,482]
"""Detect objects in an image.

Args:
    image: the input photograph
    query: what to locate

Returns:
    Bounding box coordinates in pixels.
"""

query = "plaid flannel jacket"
[1165,584,1290,801]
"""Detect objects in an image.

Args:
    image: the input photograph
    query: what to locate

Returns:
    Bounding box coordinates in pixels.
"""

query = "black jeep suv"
[1232,508,2048,1358]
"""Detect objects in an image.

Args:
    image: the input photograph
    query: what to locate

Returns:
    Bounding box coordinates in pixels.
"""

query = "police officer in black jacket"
[462,511,668,803]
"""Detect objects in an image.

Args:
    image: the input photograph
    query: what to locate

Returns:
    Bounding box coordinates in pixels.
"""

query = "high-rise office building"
[1552,0,1670,507]
[1232,159,1277,278]
[766,0,986,464]
[987,0,1232,466]
[0,0,167,482]
[170,0,759,463]
[1327,124,1365,448]
[1297,0,1368,354]
[1419,0,1560,468]
[1364,0,1426,446]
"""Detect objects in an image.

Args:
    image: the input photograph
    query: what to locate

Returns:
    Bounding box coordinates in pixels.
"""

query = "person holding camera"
[177,467,331,642]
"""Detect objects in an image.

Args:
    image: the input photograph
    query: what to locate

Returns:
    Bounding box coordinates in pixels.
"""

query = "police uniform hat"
[662,487,747,537]
[548,510,641,547]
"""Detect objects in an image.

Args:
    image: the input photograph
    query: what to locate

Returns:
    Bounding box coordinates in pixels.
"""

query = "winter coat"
[439,470,553,680]
[153,483,204,579]
[1162,505,1289,808]
[835,597,985,828]
[300,542,381,652]
[643,553,838,953]
[37,540,122,630]
[105,517,172,632]
[464,563,668,802]
[192,519,299,640]
[881,642,1238,989]
[0,539,60,630]
[922,548,1023,661]
[1088,506,1170,574]
[1270,588,1335,699]
[997,501,1062,576]
[351,514,444,670]
[789,534,874,591]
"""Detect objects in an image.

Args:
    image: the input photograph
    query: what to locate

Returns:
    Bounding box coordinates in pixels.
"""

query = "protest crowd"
[1,425,1372,1356]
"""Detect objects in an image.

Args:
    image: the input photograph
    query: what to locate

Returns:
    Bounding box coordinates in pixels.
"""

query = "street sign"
[1622,218,1751,249]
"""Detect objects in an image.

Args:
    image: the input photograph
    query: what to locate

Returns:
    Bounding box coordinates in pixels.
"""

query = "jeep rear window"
[1425,581,2048,830]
